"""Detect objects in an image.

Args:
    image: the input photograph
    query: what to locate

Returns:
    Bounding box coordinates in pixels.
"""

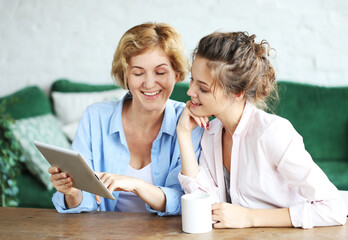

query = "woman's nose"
[143,74,156,89]
[187,84,196,97]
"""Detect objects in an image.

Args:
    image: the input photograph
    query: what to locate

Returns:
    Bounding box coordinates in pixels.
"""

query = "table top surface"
[0,207,347,240]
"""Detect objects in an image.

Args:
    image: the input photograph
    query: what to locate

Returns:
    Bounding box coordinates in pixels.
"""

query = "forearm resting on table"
[134,180,166,212]
[64,191,83,209]
[178,132,199,178]
[249,208,292,227]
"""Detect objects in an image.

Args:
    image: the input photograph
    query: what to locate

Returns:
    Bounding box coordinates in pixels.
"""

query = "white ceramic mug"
[181,192,213,234]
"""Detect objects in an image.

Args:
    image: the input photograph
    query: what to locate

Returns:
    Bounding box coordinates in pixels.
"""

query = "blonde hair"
[193,32,277,109]
[111,22,189,89]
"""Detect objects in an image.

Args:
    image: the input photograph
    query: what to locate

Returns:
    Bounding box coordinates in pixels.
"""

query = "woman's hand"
[212,202,252,228]
[48,166,80,197]
[49,166,82,209]
[94,172,141,204]
[177,101,209,134]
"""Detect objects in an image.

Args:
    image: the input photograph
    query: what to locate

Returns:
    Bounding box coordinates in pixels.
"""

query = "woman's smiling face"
[187,56,231,117]
[127,47,178,113]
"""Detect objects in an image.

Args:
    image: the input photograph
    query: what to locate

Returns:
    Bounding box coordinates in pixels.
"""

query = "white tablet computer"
[33,140,115,200]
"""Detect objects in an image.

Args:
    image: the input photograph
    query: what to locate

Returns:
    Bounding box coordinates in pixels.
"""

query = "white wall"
[1,0,348,97]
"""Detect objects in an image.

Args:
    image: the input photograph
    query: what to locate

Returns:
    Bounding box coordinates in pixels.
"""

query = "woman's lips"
[142,90,161,99]
[190,99,201,108]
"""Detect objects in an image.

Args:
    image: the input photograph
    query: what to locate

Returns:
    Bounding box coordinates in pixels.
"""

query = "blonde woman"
[49,23,203,215]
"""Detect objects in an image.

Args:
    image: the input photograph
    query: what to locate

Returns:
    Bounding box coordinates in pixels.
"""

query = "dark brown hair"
[193,31,277,109]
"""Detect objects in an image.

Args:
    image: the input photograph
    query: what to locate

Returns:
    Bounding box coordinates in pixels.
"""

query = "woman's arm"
[177,131,200,178]
[96,173,166,211]
[212,203,292,228]
[134,180,166,211]
[264,120,347,228]
[177,102,208,178]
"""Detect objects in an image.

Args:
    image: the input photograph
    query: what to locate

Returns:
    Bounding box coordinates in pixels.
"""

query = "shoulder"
[79,100,121,126]
[251,108,303,161]
[166,99,186,119]
[84,100,120,116]
[251,107,296,139]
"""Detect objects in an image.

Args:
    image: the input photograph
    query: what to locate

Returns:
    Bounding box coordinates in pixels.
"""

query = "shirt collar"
[160,99,177,137]
[108,93,177,137]
[233,101,254,136]
[109,92,131,135]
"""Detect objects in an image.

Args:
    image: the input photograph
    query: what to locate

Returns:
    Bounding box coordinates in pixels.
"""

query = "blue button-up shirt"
[52,93,203,216]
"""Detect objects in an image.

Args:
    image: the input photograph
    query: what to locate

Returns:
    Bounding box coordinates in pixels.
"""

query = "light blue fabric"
[52,93,203,216]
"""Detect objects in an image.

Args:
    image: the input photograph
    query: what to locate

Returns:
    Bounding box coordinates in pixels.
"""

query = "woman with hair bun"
[177,32,346,228]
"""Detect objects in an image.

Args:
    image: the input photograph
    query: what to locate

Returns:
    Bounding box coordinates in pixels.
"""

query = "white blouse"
[179,102,347,228]
[115,163,154,212]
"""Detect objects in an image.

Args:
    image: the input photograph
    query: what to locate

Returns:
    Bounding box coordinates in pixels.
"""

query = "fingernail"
[201,123,204,128]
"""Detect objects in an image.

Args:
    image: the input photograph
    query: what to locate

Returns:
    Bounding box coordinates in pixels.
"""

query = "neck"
[217,100,246,136]
[123,99,165,132]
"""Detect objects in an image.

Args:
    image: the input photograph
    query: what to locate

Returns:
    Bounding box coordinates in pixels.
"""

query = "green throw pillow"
[11,113,71,190]
[0,86,52,120]
[51,79,120,93]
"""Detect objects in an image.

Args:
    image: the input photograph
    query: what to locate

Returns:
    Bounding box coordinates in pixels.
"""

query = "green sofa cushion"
[11,113,71,190]
[17,170,55,208]
[170,82,191,103]
[273,81,348,161]
[0,86,52,120]
[0,86,56,208]
[51,79,121,92]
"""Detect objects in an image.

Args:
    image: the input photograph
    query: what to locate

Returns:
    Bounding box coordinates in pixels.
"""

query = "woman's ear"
[235,91,245,102]
[175,72,181,82]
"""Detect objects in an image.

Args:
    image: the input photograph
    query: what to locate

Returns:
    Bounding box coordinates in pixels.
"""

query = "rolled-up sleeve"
[52,191,98,213]
[178,142,223,204]
[274,127,347,228]
[147,126,204,216]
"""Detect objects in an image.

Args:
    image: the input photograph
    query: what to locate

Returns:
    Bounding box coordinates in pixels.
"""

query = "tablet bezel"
[33,140,115,200]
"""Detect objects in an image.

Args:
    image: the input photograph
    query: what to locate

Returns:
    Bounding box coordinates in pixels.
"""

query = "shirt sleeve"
[268,121,347,228]
[178,132,223,204]
[178,162,222,204]
[146,126,204,216]
[52,191,98,213]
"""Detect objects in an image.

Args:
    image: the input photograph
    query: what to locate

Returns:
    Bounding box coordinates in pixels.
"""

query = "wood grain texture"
[0,207,347,240]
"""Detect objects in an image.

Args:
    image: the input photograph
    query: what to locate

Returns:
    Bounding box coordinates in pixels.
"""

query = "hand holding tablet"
[34,140,115,200]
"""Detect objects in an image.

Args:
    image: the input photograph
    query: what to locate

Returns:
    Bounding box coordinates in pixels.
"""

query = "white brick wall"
[1,0,348,97]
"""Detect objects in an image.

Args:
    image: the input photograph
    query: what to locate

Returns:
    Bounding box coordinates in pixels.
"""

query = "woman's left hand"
[177,101,210,134]
[94,172,141,204]
[212,202,252,228]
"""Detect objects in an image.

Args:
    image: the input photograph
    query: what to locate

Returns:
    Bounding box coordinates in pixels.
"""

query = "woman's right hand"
[177,101,209,134]
[48,166,80,197]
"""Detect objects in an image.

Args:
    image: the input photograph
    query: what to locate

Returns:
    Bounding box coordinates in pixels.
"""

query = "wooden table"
[0,207,347,240]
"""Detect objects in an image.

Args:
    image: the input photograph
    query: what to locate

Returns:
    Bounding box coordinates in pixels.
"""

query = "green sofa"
[1,79,347,209]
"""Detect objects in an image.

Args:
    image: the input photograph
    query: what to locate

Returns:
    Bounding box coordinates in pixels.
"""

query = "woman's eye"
[134,73,143,76]
[156,72,167,75]
[200,87,208,93]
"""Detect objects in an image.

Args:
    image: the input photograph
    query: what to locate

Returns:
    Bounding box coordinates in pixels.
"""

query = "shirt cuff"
[145,186,183,216]
[178,168,211,194]
[289,202,313,229]
[52,191,97,213]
